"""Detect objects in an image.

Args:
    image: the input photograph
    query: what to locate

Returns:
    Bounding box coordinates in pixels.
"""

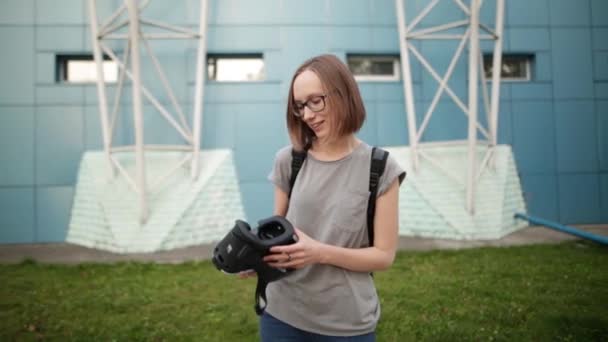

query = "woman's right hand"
[237,270,257,279]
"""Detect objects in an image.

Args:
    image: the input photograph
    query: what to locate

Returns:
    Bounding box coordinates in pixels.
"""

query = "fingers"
[237,270,256,279]
[264,251,308,269]
[270,244,300,254]
[263,252,292,263]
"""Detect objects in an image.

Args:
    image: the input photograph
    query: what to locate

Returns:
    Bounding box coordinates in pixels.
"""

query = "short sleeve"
[377,153,406,197]
[267,146,294,194]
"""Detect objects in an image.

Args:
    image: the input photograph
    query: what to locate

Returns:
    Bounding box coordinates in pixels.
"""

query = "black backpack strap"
[289,149,307,199]
[367,147,389,247]
[254,278,268,316]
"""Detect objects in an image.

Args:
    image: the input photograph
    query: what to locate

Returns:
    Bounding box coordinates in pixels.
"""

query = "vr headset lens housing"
[212,216,297,277]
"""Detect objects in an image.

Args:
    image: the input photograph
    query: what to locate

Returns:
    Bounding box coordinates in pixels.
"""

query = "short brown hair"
[286,54,366,150]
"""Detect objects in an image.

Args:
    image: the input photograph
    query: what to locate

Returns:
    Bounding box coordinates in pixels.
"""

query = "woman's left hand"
[263,228,323,269]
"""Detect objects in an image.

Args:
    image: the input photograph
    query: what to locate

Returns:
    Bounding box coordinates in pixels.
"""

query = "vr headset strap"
[254,277,268,315]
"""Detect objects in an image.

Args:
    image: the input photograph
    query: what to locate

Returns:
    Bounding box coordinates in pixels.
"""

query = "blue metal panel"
[84,84,119,106]
[212,0,282,25]
[239,181,273,224]
[534,52,553,82]
[120,103,186,146]
[138,56,188,104]
[415,0,465,27]
[36,52,55,83]
[83,105,103,150]
[497,100,513,145]
[601,173,608,222]
[281,27,332,76]
[36,85,84,105]
[591,0,608,26]
[136,0,190,25]
[558,173,602,224]
[420,40,467,102]
[36,0,84,25]
[376,83,406,102]
[511,83,553,100]
[594,52,608,81]
[234,103,286,182]
[507,0,550,26]
[376,101,408,147]
[329,0,370,25]
[598,101,608,171]
[596,83,608,99]
[262,51,285,83]
[204,82,282,104]
[36,186,74,242]
[358,101,377,145]
[551,28,594,99]
[420,100,468,142]
[36,106,84,185]
[36,26,84,51]
[330,27,371,50]
[357,83,377,104]
[519,173,559,221]
[201,103,236,149]
[208,26,281,51]
[144,110,184,145]
[0,188,35,243]
[370,0,396,26]
[479,0,497,25]
[549,0,591,26]
[509,28,550,52]
[555,101,598,173]
[0,107,35,186]
[592,28,608,50]
[281,0,330,25]
[370,27,398,51]
[512,101,556,174]
[0,27,34,105]
[98,103,124,148]
[0,0,34,24]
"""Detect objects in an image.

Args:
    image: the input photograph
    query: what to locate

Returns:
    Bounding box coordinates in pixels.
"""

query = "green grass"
[1,242,607,341]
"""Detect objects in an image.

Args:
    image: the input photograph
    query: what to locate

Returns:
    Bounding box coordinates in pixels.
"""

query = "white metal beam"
[125,0,148,223]
[88,0,209,224]
[466,0,481,214]
[395,0,505,215]
[396,0,419,171]
[191,0,209,180]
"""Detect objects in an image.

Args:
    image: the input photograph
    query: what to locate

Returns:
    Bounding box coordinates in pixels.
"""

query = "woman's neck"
[310,134,360,161]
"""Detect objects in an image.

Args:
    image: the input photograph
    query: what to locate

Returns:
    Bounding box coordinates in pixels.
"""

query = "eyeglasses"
[292,94,328,118]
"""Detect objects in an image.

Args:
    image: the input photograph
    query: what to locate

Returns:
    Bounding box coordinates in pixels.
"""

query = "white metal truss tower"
[88,0,209,223]
[395,0,505,214]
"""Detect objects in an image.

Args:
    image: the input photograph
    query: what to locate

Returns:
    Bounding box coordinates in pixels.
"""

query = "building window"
[347,54,400,81]
[56,54,118,83]
[483,54,533,81]
[207,54,265,82]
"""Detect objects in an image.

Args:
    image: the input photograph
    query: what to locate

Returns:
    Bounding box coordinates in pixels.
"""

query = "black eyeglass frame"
[292,94,329,118]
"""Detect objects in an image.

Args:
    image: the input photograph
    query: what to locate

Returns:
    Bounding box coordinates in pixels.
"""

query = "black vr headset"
[212,215,298,315]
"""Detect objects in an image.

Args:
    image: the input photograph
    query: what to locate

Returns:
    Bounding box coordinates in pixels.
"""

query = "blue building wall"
[0,0,606,244]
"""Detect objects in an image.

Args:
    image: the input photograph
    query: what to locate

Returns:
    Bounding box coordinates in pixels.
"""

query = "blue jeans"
[259,312,376,342]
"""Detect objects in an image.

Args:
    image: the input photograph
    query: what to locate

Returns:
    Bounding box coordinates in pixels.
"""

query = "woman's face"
[292,70,332,141]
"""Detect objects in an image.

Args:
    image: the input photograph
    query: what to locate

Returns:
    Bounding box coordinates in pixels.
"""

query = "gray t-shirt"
[266,141,406,336]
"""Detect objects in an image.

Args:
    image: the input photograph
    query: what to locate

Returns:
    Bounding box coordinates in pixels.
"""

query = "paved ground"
[0,225,606,265]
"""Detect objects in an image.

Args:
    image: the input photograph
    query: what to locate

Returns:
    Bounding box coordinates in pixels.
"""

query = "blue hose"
[514,213,608,246]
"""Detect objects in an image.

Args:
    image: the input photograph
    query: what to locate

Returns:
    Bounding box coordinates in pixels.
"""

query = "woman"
[261,54,405,341]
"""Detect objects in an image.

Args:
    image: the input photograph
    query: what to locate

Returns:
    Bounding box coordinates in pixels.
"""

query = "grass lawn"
[1,241,607,341]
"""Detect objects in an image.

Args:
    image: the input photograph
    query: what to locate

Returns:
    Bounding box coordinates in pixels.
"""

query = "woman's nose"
[302,106,316,121]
